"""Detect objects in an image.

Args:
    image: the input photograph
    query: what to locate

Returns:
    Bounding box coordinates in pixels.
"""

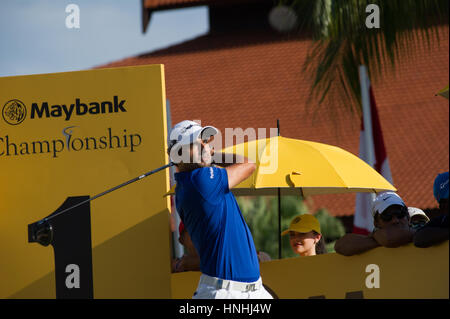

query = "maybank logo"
[30,96,126,120]
[0,127,141,158]
[1,96,126,125]
[2,99,27,125]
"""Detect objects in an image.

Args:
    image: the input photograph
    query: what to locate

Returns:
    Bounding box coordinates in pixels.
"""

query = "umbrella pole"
[278,188,282,259]
[277,119,282,260]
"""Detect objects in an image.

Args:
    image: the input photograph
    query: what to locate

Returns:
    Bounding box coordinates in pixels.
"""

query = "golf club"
[43,162,174,223]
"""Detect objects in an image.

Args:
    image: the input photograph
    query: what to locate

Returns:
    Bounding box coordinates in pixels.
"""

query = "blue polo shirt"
[175,166,260,282]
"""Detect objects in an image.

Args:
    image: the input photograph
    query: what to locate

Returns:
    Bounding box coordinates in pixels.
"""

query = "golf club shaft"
[43,162,174,222]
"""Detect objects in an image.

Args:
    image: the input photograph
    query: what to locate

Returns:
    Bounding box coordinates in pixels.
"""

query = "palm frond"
[287,0,449,115]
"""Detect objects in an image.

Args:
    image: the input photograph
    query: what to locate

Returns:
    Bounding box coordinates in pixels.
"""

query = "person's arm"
[372,225,415,248]
[334,233,380,256]
[176,255,201,272]
[257,251,272,263]
[413,227,449,248]
[172,258,182,273]
[213,152,256,189]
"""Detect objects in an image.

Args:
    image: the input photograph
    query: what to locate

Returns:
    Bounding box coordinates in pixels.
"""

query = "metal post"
[359,65,375,169]
[277,119,282,260]
[167,99,184,259]
[359,65,376,208]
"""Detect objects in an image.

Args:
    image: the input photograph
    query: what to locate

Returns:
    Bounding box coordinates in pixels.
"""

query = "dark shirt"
[419,214,449,229]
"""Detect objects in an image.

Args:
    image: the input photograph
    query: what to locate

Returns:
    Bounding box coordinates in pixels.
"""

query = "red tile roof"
[98,26,449,216]
[143,0,263,10]
[144,0,208,10]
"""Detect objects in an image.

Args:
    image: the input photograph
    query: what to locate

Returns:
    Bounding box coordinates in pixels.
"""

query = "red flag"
[353,87,393,235]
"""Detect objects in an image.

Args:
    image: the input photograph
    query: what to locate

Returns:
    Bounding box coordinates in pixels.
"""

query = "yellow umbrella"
[226,135,397,259]
[167,135,396,259]
[221,136,396,196]
[436,85,449,99]
[164,136,396,196]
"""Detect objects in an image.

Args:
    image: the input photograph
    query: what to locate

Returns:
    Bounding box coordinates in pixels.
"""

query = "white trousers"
[192,274,274,299]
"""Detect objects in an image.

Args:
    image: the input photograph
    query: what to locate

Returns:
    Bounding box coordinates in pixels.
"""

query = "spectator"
[281,214,327,257]
[257,251,272,262]
[414,172,449,248]
[335,192,414,256]
[408,207,430,230]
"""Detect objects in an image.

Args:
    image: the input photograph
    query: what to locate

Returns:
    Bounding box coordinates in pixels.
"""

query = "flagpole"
[359,65,376,218]
[359,65,375,169]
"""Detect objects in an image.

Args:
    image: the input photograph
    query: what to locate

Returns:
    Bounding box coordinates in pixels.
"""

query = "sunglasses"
[378,209,408,222]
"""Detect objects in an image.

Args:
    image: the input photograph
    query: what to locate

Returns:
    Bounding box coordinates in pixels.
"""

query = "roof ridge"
[138,29,313,58]
[144,0,268,11]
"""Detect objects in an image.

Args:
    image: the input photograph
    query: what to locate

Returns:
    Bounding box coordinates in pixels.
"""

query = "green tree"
[237,195,345,258]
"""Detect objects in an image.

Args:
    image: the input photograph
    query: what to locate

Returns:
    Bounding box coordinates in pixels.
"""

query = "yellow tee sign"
[0,65,172,298]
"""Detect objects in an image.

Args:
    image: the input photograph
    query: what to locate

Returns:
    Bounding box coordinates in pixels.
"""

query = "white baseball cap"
[168,120,218,162]
[408,207,430,222]
[372,192,406,217]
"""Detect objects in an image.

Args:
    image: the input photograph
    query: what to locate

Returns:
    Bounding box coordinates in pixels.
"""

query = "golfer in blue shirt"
[168,120,273,299]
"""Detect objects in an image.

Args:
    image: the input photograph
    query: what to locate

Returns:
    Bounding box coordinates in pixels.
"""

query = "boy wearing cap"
[414,172,449,248]
[168,120,273,299]
[335,192,415,256]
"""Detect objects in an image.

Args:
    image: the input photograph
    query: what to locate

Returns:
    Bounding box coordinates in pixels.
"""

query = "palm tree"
[282,0,449,115]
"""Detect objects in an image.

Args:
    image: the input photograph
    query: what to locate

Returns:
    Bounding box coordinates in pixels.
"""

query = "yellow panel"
[0,65,172,298]
[171,272,202,299]
[170,241,449,299]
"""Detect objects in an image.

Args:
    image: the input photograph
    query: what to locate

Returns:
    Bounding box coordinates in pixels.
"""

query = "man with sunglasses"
[168,120,273,299]
[335,192,415,256]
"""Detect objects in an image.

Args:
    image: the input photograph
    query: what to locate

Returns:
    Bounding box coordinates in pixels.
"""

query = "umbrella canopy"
[166,135,397,260]
[220,136,396,196]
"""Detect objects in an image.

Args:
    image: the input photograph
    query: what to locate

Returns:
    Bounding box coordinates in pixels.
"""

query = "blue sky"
[0,0,208,77]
